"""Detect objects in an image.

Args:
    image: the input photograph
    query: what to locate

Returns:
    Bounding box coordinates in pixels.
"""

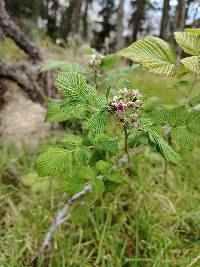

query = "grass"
[1,72,200,267]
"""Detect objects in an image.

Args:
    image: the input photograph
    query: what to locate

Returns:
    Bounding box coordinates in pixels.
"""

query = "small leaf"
[96,160,111,174]
[171,127,193,151]
[45,98,69,122]
[92,178,105,196]
[65,176,85,195]
[61,100,87,119]
[147,130,180,164]
[106,171,124,183]
[94,137,119,154]
[36,147,72,177]
[75,149,91,166]
[187,110,200,135]
[167,106,188,127]
[61,134,82,148]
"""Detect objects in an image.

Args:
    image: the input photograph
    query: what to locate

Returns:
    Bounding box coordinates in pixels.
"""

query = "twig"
[38,183,91,253]
[188,254,200,267]
[123,124,130,163]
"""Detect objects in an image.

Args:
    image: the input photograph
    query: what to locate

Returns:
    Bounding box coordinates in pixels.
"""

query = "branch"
[0,0,42,62]
[39,183,91,253]
[0,60,44,102]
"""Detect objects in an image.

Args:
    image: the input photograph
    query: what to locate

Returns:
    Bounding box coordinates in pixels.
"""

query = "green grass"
[1,73,200,267]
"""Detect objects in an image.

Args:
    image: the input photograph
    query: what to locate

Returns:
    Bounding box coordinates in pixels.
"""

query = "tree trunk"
[132,0,146,42]
[0,0,42,62]
[173,0,186,32]
[160,0,170,40]
[116,0,125,51]
[82,0,90,41]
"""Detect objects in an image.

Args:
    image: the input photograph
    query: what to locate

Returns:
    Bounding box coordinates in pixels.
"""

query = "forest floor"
[1,71,200,267]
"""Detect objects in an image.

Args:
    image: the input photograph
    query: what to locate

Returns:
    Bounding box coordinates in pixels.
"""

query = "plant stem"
[94,70,98,90]
[123,124,130,163]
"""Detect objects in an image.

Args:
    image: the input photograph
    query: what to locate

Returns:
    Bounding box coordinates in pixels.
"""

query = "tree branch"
[0,0,42,62]
[0,60,44,102]
[38,183,91,253]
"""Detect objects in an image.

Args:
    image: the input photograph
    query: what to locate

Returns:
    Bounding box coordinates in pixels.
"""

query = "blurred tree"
[116,0,125,51]
[160,0,170,40]
[173,0,187,31]
[92,0,116,53]
[82,0,93,41]
[129,0,148,42]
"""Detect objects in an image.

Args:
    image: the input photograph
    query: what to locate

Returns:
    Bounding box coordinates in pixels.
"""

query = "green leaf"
[36,147,72,177]
[96,160,112,174]
[45,98,69,122]
[75,149,91,166]
[42,60,87,73]
[106,171,124,183]
[65,175,85,195]
[77,166,96,180]
[118,37,177,76]
[147,111,167,125]
[61,100,87,119]
[60,134,82,148]
[174,32,200,55]
[184,28,200,35]
[88,112,108,141]
[101,54,120,69]
[181,56,200,75]
[187,110,200,135]
[56,72,97,105]
[92,178,105,196]
[71,204,90,225]
[167,106,188,127]
[94,136,119,154]
[171,127,193,151]
[147,130,180,164]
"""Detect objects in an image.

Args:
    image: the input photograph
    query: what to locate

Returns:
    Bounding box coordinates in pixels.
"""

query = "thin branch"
[38,183,91,253]
[123,124,130,163]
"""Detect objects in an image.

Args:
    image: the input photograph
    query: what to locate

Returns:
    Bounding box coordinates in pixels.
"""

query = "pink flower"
[116,102,126,112]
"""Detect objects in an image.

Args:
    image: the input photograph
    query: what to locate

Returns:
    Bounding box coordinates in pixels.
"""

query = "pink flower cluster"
[109,87,143,126]
[89,53,104,73]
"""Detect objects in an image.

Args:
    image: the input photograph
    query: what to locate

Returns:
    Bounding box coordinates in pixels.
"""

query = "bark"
[82,0,90,41]
[173,0,187,32]
[0,60,44,102]
[132,0,146,42]
[116,0,125,50]
[0,0,42,62]
[160,0,170,40]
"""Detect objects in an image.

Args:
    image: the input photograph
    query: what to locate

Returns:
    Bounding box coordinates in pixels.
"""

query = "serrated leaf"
[171,127,193,151]
[106,171,124,183]
[147,111,167,125]
[65,175,85,195]
[61,100,87,119]
[181,56,200,75]
[60,134,82,148]
[56,72,97,104]
[92,178,105,196]
[75,149,91,166]
[118,37,177,76]
[174,32,200,55]
[167,106,188,127]
[88,112,108,140]
[45,98,69,122]
[147,130,180,164]
[187,110,200,135]
[94,136,119,154]
[97,96,108,111]
[77,166,96,180]
[96,160,111,174]
[36,147,72,177]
